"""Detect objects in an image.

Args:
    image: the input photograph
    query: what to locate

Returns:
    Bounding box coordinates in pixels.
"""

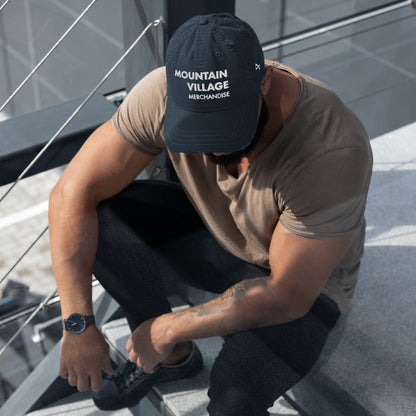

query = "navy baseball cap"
[164,13,265,153]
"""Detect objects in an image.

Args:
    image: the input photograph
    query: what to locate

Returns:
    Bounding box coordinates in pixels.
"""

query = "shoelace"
[113,360,147,392]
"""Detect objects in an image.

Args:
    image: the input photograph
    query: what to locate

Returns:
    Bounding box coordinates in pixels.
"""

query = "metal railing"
[260,0,416,108]
[0,0,98,114]
[0,17,165,204]
[262,0,414,53]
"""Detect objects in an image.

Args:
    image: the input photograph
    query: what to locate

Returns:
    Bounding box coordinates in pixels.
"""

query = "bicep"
[268,222,351,314]
[57,119,155,204]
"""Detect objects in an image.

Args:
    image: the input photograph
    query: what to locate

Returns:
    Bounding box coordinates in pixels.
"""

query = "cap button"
[199,16,209,25]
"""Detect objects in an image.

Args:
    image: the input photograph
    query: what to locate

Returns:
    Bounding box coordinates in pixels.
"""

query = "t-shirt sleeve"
[279,146,373,237]
[112,66,167,155]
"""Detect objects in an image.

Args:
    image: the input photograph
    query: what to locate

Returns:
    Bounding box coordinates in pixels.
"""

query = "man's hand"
[126,315,175,374]
[59,326,113,392]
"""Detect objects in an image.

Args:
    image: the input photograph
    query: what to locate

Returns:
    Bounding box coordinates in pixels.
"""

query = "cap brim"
[164,95,259,153]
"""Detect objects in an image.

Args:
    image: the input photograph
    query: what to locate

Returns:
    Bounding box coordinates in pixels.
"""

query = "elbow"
[49,180,64,217]
[49,180,63,209]
[265,284,315,324]
[287,301,311,322]
[49,178,74,216]
[49,176,97,219]
[280,298,309,323]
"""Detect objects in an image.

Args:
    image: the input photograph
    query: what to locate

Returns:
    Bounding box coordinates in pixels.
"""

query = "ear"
[260,66,273,96]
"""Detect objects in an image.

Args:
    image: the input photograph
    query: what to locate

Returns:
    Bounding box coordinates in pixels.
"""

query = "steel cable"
[0,0,11,12]
[275,13,416,61]
[262,0,413,53]
[0,287,57,357]
[0,0,98,114]
[0,18,163,205]
[0,226,48,287]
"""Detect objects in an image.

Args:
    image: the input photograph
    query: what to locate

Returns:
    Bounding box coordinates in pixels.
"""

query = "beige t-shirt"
[112,61,373,313]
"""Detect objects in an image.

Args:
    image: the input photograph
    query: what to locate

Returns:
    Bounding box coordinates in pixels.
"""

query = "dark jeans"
[93,180,340,416]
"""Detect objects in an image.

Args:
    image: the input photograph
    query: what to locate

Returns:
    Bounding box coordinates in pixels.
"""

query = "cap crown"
[166,13,264,113]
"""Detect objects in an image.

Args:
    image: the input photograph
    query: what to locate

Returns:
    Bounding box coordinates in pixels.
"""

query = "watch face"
[65,313,87,334]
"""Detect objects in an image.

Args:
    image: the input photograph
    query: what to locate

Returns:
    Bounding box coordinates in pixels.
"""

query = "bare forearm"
[49,188,98,316]
[165,277,302,344]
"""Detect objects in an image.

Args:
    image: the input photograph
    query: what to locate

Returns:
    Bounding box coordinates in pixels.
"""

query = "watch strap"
[83,314,95,327]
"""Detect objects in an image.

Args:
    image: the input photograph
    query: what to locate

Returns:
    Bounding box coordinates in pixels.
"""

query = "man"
[49,13,372,416]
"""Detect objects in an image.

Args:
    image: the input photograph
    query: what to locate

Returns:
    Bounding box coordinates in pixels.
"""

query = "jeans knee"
[207,383,270,416]
[206,333,290,416]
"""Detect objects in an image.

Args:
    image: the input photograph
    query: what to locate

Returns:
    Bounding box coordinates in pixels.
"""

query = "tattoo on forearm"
[171,303,211,322]
[171,277,268,323]
[220,277,268,301]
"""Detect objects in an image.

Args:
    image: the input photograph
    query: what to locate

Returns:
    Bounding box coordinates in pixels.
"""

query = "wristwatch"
[62,313,95,334]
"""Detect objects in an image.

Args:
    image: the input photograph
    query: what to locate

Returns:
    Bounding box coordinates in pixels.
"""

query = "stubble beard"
[206,97,269,166]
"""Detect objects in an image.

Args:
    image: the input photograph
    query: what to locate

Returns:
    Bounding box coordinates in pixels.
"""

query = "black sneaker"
[92,342,203,410]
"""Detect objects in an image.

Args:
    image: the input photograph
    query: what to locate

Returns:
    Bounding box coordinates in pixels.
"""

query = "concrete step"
[25,390,158,416]
[26,392,132,416]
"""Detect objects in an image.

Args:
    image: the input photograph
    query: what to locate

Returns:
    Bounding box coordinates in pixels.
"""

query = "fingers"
[125,336,132,352]
[136,360,156,374]
[102,357,114,375]
[67,371,103,392]
[143,363,157,374]
[59,363,69,380]
[67,370,77,388]
[128,349,138,365]
[126,335,160,374]
[127,335,154,373]
[91,357,113,391]
[60,362,111,392]
[77,374,90,393]
[65,371,89,392]
[129,353,156,374]
[90,371,103,392]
